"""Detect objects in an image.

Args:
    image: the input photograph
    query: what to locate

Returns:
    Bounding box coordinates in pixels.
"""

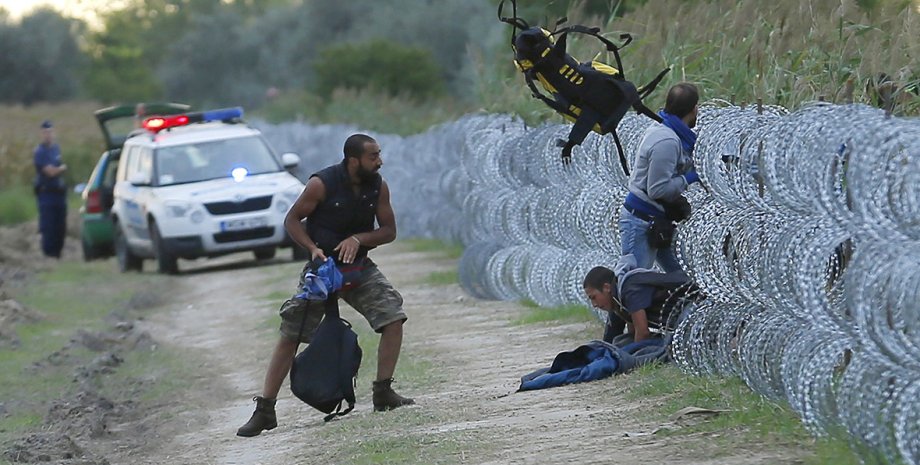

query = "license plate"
[220,217,268,231]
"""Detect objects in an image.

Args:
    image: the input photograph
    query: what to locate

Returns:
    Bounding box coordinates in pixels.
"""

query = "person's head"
[583,266,617,311]
[134,103,147,128]
[40,120,54,144]
[665,82,700,128]
[343,133,382,182]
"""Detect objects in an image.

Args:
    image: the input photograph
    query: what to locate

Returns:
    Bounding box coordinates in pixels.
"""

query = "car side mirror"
[128,172,150,186]
[281,152,300,169]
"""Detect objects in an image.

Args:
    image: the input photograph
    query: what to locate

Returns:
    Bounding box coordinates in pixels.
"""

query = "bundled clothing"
[518,337,669,391]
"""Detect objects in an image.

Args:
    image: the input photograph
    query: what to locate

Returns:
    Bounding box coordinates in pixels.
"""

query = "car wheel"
[150,221,179,275]
[291,244,310,261]
[254,247,276,260]
[81,236,96,262]
[114,222,143,272]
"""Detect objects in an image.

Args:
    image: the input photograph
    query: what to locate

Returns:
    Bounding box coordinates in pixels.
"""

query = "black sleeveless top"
[306,161,382,261]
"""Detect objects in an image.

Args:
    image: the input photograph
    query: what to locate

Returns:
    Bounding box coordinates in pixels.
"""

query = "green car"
[80,103,191,261]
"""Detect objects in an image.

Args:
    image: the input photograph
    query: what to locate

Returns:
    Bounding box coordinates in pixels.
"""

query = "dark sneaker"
[236,396,277,437]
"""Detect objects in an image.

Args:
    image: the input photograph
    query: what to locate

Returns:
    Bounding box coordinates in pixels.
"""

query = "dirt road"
[114,243,803,465]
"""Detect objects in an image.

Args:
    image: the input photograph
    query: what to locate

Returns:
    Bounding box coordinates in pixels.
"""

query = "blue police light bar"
[202,107,244,122]
[142,107,244,132]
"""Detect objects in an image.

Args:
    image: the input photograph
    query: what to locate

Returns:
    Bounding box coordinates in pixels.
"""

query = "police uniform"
[33,125,67,258]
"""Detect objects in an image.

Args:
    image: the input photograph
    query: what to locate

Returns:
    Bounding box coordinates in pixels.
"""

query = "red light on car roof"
[142,114,190,133]
[141,107,242,133]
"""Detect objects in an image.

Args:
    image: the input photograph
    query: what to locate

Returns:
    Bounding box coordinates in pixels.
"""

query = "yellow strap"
[536,72,558,94]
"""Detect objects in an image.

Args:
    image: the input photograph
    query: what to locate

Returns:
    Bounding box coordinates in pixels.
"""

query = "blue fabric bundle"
[518,338,668,391]
[295,257,343,300]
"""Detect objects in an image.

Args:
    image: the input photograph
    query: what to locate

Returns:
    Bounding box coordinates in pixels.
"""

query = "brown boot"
[236,396,277,437]
[372,378,415,412]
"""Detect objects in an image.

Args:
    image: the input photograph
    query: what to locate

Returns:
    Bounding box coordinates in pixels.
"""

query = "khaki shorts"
[279,262,407,343]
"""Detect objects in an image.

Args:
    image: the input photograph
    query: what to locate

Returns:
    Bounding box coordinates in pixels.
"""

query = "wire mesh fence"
[255,101,920,465]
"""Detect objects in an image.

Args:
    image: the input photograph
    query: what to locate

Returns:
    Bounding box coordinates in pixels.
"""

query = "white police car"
[111,107,308,274]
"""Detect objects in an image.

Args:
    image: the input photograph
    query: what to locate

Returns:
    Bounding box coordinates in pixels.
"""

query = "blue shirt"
[33,143,66,203]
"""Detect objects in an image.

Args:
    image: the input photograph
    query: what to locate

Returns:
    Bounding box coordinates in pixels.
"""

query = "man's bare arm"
[359,180,396,246]
[631,309,651,342]
[284,177,325,260]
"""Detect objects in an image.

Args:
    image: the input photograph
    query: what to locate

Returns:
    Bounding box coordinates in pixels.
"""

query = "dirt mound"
[46,389,124,440]
[0,212,83,282]
[26,318,155,377]
[0,289,43,348]
[4,431,108,465]
[8,300,160,465]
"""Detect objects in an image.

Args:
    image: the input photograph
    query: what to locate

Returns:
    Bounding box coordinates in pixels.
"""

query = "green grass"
[512,301,599,326]
[94,344,204,404]
[0,186,84,226]
[423,270,458,286]
[486,0,920,119]
[312,386,488,465]
[402,238,464,260]
[255,88,476,136]
[349,319,443,391]
[333,432,480,465]
[0,186,37,225]
[620,364,866,465]
[262,289,292,302]
[0,260,176,445]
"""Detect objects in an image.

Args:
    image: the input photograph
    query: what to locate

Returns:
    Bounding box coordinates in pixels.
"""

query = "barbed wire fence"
[256,102,920,465]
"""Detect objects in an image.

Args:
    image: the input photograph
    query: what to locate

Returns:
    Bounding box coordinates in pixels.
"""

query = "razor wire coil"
[256,102,920,465]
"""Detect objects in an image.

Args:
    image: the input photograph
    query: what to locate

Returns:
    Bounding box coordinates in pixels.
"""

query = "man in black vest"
[238,134,413,437]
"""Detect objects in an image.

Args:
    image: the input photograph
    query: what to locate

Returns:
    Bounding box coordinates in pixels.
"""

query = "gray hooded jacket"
[627,123,694,212]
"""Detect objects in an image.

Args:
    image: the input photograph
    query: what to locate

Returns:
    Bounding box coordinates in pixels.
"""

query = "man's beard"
[356,164,378,182]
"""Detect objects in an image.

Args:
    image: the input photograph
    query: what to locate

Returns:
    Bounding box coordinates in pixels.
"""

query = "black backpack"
[498,0,670,173]
[290,293,362,422]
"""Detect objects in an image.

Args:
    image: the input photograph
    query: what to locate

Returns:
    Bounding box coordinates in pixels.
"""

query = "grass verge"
[0,186,37,225]
[423,270,458,286]
[512,300,600,326]
[0,260,192,448]
[401,238,464,260]
[621,364,866,465]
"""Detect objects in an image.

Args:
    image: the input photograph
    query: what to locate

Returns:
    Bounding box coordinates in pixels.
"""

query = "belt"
[624,205,659,222]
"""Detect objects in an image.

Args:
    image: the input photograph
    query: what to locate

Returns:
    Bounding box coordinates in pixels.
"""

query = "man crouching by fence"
[237,134,414,437]
[582,255,699,345]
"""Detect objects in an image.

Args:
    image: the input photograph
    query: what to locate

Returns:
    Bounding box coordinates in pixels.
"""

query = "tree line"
[0,0,640,109]
[0,0,481,108]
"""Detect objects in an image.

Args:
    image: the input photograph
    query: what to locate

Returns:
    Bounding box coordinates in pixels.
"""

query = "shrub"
[313,39,446,101]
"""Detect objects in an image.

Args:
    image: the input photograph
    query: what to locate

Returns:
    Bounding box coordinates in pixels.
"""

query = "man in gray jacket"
[619,83,701,272]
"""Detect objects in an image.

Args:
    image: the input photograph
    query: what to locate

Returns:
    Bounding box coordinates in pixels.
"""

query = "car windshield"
[154,135,281,186]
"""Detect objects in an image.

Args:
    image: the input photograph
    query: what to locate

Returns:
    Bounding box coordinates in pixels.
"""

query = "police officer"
[33,120,68,258]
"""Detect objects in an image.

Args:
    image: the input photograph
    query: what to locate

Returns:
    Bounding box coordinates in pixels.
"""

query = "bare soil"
[2,226,808,464]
